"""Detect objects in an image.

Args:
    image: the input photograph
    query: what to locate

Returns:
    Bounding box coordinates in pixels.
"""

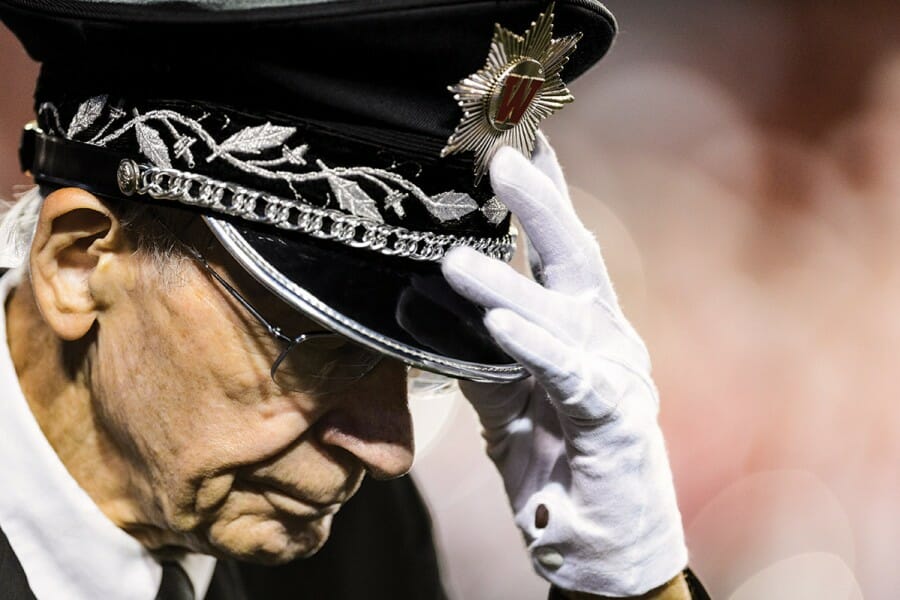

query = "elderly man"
[0,0,708,599]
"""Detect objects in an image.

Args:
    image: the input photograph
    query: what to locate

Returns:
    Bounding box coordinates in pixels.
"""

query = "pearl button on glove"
[441,136,688,597]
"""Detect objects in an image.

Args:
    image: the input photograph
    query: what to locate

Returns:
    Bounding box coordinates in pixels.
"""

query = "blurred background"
[3,1,899,598]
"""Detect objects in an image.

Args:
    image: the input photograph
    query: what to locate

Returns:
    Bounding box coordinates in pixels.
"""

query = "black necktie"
[156,561,195,600]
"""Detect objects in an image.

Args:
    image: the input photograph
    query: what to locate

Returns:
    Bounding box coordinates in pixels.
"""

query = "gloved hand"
[441,135,688,597]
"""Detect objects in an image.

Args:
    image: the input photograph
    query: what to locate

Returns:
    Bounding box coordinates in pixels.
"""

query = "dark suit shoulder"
[0,525,37,600]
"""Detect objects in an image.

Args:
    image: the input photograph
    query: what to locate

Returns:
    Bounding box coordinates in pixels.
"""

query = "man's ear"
[30,187,131,341]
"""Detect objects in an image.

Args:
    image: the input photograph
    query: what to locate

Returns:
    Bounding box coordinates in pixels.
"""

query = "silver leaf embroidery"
[38,103,64,134]
[173,136,197,168]
[423,191,478,222]
[135,122,172,168]
[283,145,309,166]
[324,170,384,223]
[67,95,107,138]
[384,191,407,218]
[56,103,498,227]
[215,122,296,158]
[481,196,509,225]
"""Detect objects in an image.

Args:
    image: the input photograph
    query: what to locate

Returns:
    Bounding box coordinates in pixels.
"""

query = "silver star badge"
[441,3,582,183]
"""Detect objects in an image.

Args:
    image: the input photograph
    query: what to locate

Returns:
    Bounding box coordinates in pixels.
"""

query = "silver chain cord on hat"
[117,160,517,263]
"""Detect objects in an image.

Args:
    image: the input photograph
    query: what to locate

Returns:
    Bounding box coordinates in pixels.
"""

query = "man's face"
[87,232,414,563]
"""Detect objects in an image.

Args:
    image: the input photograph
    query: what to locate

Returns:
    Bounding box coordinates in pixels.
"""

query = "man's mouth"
[244,476,344,519]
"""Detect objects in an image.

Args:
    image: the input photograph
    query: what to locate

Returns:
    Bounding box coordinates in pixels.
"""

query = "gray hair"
[0,186,45,269]
[0,185,194,273]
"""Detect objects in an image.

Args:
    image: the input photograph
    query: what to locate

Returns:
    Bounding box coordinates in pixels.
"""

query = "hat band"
[36,96,511,230]
[20,125,516,263]
[116,159,517,263]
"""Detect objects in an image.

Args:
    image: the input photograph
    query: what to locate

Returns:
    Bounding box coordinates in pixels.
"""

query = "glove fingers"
[484,308,616,423]
[490,147,612,297]
[533,132,571,203]
[459,378,534,432]
[528,134,575,285]
[442,246,578,337]
[524,235,546,286]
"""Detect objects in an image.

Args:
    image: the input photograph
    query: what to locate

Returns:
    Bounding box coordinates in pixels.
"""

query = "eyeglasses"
[152,214,457,397]
[179,240,385,394]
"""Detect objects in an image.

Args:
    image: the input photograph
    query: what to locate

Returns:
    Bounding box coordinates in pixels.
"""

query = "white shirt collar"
[0,267,217,600]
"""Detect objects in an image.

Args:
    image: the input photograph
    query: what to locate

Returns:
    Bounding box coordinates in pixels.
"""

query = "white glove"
[441,136,688,597]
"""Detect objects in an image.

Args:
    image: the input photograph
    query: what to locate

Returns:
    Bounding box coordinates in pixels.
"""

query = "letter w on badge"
[495,75,544,127]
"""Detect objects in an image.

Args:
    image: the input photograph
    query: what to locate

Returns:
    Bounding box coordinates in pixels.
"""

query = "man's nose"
[315,359,415,480]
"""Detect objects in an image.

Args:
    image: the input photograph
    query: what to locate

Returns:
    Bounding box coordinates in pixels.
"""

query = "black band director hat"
[1,0,616,382]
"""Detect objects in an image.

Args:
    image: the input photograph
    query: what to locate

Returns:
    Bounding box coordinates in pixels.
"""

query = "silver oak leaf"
[325,174,384,223]
[215,122,296,157]
[423,191,478,222]
[67,95,108,138]
[481,196,510,225]
[135,122,172,168]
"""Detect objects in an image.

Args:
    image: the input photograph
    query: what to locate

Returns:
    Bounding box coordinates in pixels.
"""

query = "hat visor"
[204,215,527,383]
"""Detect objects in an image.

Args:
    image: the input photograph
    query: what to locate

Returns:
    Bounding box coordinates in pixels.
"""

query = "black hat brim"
[205,215,528,382]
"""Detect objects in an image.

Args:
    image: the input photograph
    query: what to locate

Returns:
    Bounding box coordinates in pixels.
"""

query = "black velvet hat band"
[34,96,509,232]
[23,95,518,264]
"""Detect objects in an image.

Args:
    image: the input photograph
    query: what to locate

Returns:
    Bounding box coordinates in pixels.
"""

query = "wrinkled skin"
[7,188,414,563]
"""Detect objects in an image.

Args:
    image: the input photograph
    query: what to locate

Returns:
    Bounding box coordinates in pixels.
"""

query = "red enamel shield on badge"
[495,75,544,127]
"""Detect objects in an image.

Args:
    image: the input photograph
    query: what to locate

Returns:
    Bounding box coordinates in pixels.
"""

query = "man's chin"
[206,512,335,564]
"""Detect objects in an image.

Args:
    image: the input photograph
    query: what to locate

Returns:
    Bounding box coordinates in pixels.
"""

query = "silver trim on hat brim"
[204,215,529,383]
